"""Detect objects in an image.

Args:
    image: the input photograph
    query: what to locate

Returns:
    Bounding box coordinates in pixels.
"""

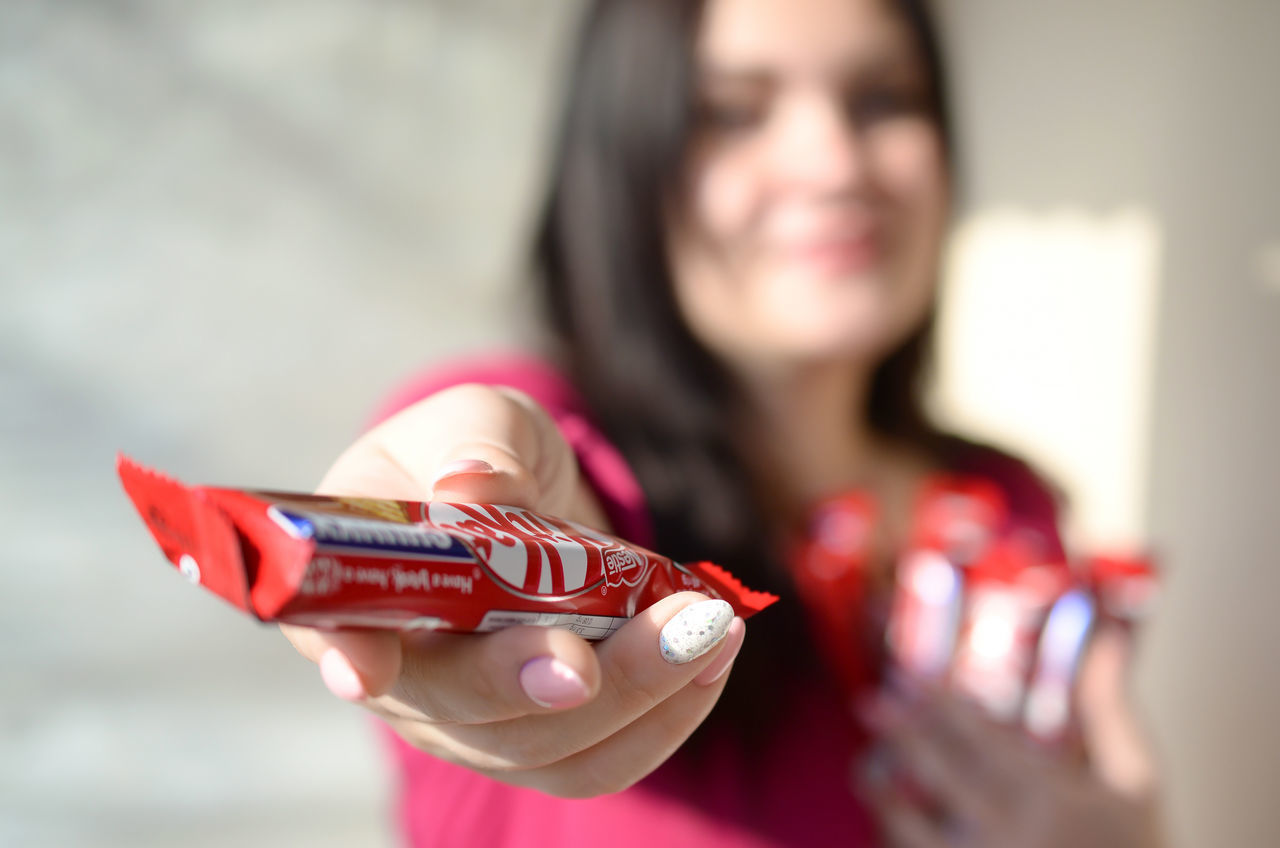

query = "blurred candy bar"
[792,492,880,702]
[949,540,1069,721]
[117,455,777,638]
[887,549,963,679]
[1023,587,1097,741]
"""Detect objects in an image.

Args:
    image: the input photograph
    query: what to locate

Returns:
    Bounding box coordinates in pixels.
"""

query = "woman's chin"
[778,313,905,362]
[738,332,900,372]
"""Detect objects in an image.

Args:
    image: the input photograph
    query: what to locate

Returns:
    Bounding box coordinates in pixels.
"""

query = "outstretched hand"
[280,384,746,797]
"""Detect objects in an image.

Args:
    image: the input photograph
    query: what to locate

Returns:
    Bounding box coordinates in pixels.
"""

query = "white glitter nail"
[659,599,734,664]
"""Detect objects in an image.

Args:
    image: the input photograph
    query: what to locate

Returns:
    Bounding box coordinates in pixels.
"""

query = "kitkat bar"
[1085,552,1158,626]
[910,475,1008,566]
[1019,553,1156,742]
[118,455,777,638]
[949,539,1070,722]
[885,476,1006,680]
[792,492,880,701]
[1022,586,1097,742]
[887,548,963,680]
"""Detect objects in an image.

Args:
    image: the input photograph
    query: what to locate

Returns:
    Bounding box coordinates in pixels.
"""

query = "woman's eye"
[698,100,765,133]
[847,87,926,127]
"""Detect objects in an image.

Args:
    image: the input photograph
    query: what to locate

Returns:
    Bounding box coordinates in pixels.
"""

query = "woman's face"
[668,0,949,372]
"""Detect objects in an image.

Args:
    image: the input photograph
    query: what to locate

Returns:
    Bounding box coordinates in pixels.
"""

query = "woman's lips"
[784,232,882,276]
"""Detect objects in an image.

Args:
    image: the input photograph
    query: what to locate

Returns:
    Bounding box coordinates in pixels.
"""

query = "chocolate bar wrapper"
[886,476,1007,680]
[887,549,964,680]
[1022,587,1097,742]
[1085,553,1158,626]
[792,492,880,702]
[118,455,777,639]
[949,540,1069,722]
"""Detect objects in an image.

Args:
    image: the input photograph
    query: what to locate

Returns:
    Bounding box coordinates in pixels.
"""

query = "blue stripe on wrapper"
[267,506,476,561]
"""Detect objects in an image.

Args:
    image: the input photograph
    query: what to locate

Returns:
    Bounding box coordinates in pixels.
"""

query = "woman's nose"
[770,95,868,197]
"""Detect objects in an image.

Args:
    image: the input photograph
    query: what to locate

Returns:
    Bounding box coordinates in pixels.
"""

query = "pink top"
[371,353,1063,847]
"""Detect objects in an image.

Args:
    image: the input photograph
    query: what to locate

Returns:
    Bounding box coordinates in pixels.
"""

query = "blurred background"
[2,0,1276,845]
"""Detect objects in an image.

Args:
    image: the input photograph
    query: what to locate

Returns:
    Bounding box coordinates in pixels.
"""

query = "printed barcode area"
[477,611,629,641]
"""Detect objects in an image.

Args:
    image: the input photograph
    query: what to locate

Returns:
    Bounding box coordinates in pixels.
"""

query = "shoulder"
[936,434,1067,560]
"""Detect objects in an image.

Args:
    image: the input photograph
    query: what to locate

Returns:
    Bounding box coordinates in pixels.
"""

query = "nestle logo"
[604,547,646,588]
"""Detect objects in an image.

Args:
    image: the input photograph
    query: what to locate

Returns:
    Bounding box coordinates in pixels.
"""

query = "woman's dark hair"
[532,0,954,740]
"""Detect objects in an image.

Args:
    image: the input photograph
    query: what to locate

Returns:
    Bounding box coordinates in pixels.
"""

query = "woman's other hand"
[280,384,746,797]
[859,636,1162,848]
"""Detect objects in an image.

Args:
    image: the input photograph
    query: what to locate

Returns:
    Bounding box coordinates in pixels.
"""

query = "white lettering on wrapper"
[298,557,474,597]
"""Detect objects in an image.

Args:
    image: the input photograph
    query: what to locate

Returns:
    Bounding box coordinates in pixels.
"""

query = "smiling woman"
[670,0,949,370]
[276,0,1166,845]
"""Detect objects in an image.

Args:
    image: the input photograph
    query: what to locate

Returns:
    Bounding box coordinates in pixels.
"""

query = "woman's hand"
[859,631,1163,848]
[280,384,746,797]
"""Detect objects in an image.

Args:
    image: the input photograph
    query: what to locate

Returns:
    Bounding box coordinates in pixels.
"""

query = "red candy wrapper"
[792,492,880,702]
[949,540,1070,721]
[887,477,1007,680]
[1023,586,1097,742]
[887,549,963,680]
[881,479,1158,738]
[118,456,777,638]
[1085,553,1159,627]
[909,475,1008,565]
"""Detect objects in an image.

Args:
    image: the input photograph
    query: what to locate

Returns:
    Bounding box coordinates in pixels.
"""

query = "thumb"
[1076,624,1158,796]
[280,624,403,701]
[427,441,541,509]
[321,383,581,518]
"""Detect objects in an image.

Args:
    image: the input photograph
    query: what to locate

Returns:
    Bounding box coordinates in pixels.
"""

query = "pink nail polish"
[519,657,590,709]
[430,459,495,488]
[320,648,366,702]
[694,617,745,685]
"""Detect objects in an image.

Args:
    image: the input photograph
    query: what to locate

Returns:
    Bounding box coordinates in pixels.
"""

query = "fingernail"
[519,656,590,709]
[659,599,734,664]
[694,616,745,685]
[320,648,366,702]
[430,459,495,488]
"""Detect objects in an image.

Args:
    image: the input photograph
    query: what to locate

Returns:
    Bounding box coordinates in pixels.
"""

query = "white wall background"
[2,2,571,846]
[937,2,1280,845]
[3,1,1277,845]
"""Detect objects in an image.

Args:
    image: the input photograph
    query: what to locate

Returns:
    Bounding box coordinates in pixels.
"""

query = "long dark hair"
[533,0,955,737]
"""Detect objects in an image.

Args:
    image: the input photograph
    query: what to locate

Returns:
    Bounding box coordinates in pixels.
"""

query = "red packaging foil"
[887,548,963,680]
[885,476,1006,680]
[118,456,777,638]
[1023,586,1097,742]
[1021,555,1157,742]
[949,540,1069,721]
[909,475,1008,566]
[877,481,1159,741]
[1085,553,1158,626]
[792,492,880,702]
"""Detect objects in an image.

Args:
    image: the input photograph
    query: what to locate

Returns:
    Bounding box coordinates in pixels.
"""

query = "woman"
[284,0,1163,844]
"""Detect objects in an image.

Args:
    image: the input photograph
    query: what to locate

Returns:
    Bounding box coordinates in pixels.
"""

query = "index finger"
[280,624,403,699]
[371,624,603,725]
[423,594,742,767]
